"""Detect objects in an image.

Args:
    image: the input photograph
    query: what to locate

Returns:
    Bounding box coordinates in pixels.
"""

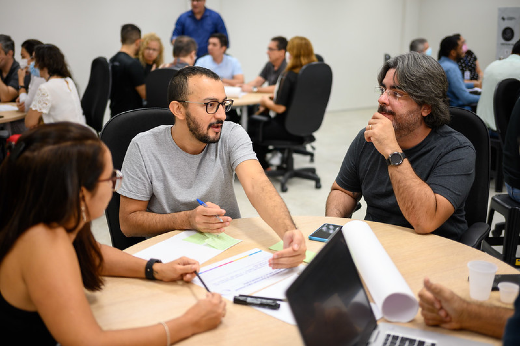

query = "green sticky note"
[204,233,241,250]
[183,232,209,245]
[269,241,316,263]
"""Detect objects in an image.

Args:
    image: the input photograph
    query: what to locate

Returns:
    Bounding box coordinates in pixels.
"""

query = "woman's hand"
[155,256,200,282]
[183,292,226,334]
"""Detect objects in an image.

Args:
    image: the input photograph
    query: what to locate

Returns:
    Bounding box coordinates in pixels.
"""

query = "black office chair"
[490,78,520,192]
[448,107,491,248]
[145,68,179,108]
[81,57,111,133]
[252,62,333,192]
[100,108,175,250]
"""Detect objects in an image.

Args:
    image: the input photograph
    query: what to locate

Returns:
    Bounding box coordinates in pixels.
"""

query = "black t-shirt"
[259,60,287,86]
[109,52,145,116]
[335,125,475,240]
[273,70,297,124]
[503,99,520,189]
[503,294,520,346]
[1,59,20,101]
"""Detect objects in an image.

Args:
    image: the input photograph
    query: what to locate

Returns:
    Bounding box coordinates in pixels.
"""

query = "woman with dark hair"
[25,44,86,129]
[16,39,45,112]
[0,122,225,345]
[250,36,318,169]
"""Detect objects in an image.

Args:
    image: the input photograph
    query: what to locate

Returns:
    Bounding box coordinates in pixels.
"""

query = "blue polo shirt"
[171,7,228,57]
[439,56,480,108]
[195,54,243,80]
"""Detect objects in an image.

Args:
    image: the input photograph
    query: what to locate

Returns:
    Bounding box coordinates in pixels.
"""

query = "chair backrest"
[448,107,490,225]
[99,108,176,250]
[284,62,333,137]
[81,57,111,132]
[145,68,179,108]
[493,78,520,144]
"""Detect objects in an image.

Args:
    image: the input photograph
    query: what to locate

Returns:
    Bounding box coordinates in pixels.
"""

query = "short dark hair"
[378,52,450,129]
[271,36,288,51]
[512,40,520,55]
[21,39,43,57]
[409,38,427,53]
[121,24,141,45]
[438,35,459,60]
[0,122,106,291]
[34,44,72,79]
[209,33,228,48]
[0,34,15,55]
[167,66,220,104]
[173,36,198,58]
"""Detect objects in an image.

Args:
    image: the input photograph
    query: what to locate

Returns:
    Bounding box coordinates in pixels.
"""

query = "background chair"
[100,108,175,250]
[490,78,520,192]
[145,68,179,108]
[448,107,491,248]
[252,62,333,192]
[81,57,111,133]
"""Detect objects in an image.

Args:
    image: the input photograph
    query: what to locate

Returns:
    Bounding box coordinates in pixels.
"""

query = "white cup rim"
[467,260,498,273]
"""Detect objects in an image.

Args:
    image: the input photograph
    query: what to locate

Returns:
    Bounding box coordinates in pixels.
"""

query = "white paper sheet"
[224,86,246,98]
[342,220,418,322]
[133,231,238,265]
[0,105,18,112]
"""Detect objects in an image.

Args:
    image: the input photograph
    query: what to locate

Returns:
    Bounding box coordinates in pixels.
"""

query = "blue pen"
[196,199,224,223]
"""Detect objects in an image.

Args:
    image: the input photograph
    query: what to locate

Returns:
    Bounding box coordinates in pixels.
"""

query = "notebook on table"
[286,229,492,346]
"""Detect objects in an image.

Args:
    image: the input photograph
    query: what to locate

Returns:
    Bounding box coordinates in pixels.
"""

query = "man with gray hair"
[0,34,20,102]
[161,35,198,70]
[409,38,431,56]
[326,52,475,241]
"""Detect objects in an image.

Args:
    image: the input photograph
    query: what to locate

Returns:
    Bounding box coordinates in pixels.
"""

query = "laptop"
[286,229,492,346]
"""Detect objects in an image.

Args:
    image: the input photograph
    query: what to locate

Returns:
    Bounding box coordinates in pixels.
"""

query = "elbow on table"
[412,222,437,235]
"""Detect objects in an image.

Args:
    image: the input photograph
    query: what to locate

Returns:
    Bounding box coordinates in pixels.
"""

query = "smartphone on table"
[308,223,342,242]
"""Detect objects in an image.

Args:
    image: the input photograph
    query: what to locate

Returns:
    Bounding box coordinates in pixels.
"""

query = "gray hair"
[173,36,197,58]
[378,52,450,128]
[409,38,428,53]
[0,34,15,55]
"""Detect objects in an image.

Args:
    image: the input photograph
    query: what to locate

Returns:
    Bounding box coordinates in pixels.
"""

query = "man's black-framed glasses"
[180,99,234,114]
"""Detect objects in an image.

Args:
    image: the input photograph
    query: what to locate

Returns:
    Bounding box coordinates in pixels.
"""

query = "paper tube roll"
[342,220,418,322]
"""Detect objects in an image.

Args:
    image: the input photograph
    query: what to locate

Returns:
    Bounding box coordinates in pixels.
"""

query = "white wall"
[2,0,517,113]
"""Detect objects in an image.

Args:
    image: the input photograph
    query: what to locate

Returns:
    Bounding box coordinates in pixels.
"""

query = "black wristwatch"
[252,86,258,92]
[19,85,26,90]
[386,152,406,166]
[145,258,162,280]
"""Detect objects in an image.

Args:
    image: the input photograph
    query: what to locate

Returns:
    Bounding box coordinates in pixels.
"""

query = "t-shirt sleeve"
[427,142,476,210]
[129,60,146,88]
[119,139,153,201]
[30,84,51,114]
[275,72,295,107]
[232,58,243,76]
[259,63,270,80]
[227,124,258,170]
[335,130,365,193]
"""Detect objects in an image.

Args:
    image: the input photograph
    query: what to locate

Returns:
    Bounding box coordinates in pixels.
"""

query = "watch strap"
[145,258,162,280]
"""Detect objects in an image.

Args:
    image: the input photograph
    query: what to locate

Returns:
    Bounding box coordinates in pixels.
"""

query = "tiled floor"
[92,107,507,253]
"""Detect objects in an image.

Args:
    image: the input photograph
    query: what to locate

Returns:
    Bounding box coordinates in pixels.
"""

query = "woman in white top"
[25,44,86,129]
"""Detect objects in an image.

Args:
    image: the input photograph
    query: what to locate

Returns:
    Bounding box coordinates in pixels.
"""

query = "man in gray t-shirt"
[326,52,476,241]
[119,66,306,269]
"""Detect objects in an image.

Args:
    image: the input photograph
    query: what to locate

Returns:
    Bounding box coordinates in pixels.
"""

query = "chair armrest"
[460,222,490,249]
[250,114,270,122]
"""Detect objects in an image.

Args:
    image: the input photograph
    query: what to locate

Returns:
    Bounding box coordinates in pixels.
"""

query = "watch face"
[389,153,403,165]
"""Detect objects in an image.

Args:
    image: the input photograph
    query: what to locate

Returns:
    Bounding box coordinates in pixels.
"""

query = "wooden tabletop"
[89,217,517,345]
[0,102,25,124]
[231,92,271,107]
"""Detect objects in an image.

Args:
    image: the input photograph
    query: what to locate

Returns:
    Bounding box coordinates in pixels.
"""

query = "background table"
[89,217,518,345]
[0,102,25,124]
[231,92,270,129]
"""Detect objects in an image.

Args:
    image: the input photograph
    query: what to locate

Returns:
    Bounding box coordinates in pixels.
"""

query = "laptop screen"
[286,228,378,346]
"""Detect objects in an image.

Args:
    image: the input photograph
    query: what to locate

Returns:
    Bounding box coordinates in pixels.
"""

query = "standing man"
[171,0,228,59]
[109,24,146,117]
[195,33,243,86]
[0,34,20,102]
[241,36,287,94]
[325,52,475,241]
[119,66,306,269]
[161,35,198,70]
[409,38,431,56]
[438,35,480,109]
[476,39,520,132]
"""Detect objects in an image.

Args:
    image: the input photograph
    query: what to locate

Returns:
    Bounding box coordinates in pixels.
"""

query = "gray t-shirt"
[259,60,287,86]
[119,122,257,219]
[335,125,476,241]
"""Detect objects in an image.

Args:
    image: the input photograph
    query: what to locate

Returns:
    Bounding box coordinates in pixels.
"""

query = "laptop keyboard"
[383,333,436,346]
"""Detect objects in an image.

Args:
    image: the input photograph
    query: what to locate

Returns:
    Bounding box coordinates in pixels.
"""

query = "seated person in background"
[195,33,243,86]
[418,278,517,344]
[326,52,475,241]
[0,34,20,102]
[16,39,45,112]
[240,36,287,94]
[160,35,197,70]
[249,36,317,169]
[454,34,483,84]
[503,97,520,203]
[119,66,306,269]
[0,122,225,345]
[138,32,164,77]
[476,39,520,133]
[409,38,431,55]
[110,24,146,117]
[438,35,480,109]
[25,44,86,129]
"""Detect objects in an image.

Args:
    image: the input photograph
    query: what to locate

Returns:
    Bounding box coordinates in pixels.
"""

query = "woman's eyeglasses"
[98,169,123,192]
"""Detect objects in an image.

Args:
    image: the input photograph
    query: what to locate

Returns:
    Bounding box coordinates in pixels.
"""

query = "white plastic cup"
[467,260,498,301]
[498,282,520,303]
